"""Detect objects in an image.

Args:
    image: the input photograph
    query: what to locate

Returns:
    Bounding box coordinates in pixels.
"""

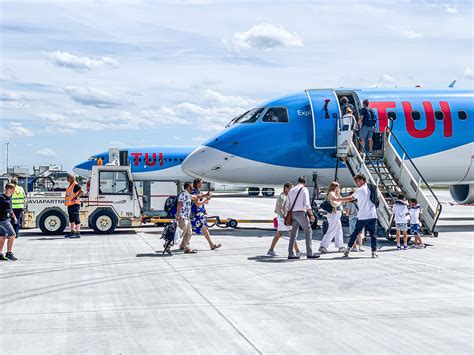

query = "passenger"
[340,96,355,115]
[394,193,409,250]
[341,107,356,131]
[10,177,25,239]
[358,99,377,153]
[286,176,320,260]
[191,178,221,250]
[319,182,345,254]
[409,198,425,249]
[336,174,379,258]
[267,182,301,257]
[345,197,364,252]
[64,173,83,238]
[177,182,197,254]
[0,183,18,261]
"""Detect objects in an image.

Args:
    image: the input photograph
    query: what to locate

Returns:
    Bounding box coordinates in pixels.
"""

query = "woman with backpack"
[191,178,222,250]
[319,182,345,254]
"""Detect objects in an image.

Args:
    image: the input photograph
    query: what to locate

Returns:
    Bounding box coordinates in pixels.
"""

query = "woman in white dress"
[319,182,345,253]
[267,182,301,257]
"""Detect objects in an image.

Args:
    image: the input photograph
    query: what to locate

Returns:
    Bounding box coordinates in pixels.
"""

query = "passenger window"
[387,111,397,120]
[435,111,444,120]
[262,107,289,123]
[411,111,421,120]
[458,110,467,120]
[99,171,131,194]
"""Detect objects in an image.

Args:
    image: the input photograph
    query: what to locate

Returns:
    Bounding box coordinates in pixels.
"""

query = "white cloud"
[36,148,57,158]
[64,86,121,108]
[231,23,303,50]
[0,91,29,108]
[445,4,458,14]
[201,89,255,107]
[173,136,182,141]
[46,51,118,71]
[401,30,423,40]
[0,122,35,139]
[378,74,396,84]
[464,67,474,80]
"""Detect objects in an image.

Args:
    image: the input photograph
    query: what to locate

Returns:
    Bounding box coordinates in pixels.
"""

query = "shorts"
[277,216,292,232]
[67,205,81,224]
[359,125,374,140]
[349,218,364,236]
[396,223,408,232]
[0,219,16,238]
[411,224,420,235]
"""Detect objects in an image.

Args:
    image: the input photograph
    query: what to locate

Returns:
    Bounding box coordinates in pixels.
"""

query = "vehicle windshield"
[227,108,264,127]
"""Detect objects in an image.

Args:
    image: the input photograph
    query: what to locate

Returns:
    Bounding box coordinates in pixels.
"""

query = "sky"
[0,0,473,172]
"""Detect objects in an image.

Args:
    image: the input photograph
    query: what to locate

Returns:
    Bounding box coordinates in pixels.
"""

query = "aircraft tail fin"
[448,80,456,88]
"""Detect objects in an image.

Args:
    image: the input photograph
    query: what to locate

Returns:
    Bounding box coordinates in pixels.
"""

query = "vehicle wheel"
[433,231,439,238]
[91,210,117,234]
[39,210,67,235]
[248,187,260,196]
[226,219,238,228]
[262,188,275,197]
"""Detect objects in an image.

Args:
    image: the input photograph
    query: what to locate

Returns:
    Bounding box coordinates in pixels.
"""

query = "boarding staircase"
[337,126,442,238]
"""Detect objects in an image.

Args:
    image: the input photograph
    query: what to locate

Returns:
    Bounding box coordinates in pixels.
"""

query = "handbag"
[320,199,333,214]
[273,217,278,228]
[284,188,304,226]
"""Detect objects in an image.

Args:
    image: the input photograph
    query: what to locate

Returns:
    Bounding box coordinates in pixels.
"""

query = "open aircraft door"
[305,89,341,150]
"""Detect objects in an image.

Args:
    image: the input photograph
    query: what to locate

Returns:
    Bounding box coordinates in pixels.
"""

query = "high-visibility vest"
[12,185,25,209]
[65,182,81,206]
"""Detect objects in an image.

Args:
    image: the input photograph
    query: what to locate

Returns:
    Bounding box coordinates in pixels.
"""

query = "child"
[409,198,425,249]
[393,193,409,250]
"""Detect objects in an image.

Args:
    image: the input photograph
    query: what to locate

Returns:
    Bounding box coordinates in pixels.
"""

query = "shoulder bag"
[284,188,304,226]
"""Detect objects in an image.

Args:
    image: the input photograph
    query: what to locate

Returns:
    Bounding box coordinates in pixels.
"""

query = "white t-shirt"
[352,183,377,220]
[394,201,409,224]
[342,113,354,128]
[409,206,421,224]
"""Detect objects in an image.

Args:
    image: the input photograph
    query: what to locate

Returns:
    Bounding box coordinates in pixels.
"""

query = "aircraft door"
[305,89,340,149]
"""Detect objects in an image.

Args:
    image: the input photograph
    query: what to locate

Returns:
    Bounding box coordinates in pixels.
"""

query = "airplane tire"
[39,210,67,235]
[262,188,275,197]
[91,210,117,234]
[227,219,238,228]
[248,187,260,196]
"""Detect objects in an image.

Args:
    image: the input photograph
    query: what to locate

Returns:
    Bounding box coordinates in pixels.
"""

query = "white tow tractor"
[23,164,142,235]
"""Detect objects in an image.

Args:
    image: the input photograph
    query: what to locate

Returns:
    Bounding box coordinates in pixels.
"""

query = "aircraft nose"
[73,161,92,178]
[182,146,209,178]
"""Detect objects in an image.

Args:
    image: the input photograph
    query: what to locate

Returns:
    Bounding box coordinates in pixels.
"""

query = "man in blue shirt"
[358,99,377,153]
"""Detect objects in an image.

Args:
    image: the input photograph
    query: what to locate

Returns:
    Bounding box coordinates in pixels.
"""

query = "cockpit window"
[88,156,95,161]
[262,107,288,123]
[229,108,264,126]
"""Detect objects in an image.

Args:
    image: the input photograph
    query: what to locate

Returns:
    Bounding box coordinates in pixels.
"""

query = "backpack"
[161,221,177,242]
[362,107,377,127]
[164,192,184,217]
[367,183,380,208]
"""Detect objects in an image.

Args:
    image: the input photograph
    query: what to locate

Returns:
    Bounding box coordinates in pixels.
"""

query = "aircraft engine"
[449,184,474,204]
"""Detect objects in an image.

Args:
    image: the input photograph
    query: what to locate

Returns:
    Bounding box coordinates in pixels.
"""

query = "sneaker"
[0,253,7,261]
[267,250,277,257]
[339,247,347,252]
[69,232,81,239]
[358,247,365,252]
[397,245,401,250]
[296,251,303,257]
[372,251,378,258]
[351,247,358,252]
[318,246,328,254]
[307,254,320,259]
[64,232,71,238]
[288,255,300,260]
[403,245,408,250]
[343,248,350,257]
[5,252,17,261]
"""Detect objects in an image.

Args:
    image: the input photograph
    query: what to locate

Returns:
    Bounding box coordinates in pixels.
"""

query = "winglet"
[449,80,456,88]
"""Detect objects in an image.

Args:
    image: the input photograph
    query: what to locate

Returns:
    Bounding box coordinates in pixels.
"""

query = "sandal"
[184,249,197,254]
[211,244,222,250]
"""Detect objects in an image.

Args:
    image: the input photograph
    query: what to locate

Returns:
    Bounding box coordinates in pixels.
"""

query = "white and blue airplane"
[181,88,474,204]
[73,146,275,196]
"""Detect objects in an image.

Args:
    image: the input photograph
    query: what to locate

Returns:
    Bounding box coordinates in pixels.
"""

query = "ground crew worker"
[64,173,83,238]
[11,177,25,238]
[0,183,18,260]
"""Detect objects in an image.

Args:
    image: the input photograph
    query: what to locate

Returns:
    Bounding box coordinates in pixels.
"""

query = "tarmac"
[1,190,473,354]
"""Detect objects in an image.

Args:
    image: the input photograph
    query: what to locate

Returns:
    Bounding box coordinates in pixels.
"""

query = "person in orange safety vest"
[64,173,83,238]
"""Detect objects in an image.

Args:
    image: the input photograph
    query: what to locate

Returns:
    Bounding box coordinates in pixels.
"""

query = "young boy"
[409,198,425,249]
[393,193,409,250]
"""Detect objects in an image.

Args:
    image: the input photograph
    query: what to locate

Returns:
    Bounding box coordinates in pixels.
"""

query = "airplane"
[181,88,474,204]
[73,146,276,196]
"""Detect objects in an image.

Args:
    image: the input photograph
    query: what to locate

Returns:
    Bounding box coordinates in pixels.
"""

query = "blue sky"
[0,0,473,172]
